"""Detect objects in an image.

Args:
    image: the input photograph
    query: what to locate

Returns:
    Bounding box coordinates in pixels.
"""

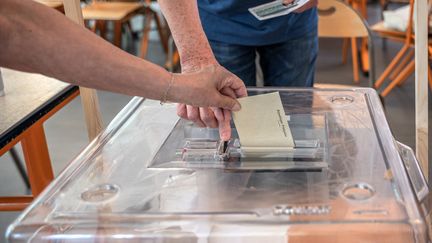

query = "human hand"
[172,65,247,141]
[283,0,318,13]
[176,104,234,141]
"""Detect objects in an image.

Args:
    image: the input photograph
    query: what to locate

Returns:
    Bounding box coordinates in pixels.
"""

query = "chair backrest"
[318,0,376,86]
[403,0,416,43]
[318,0,369,38]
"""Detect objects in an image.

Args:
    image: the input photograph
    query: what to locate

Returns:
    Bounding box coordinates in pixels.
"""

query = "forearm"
[0,0,171,101]
[158,0,216,70]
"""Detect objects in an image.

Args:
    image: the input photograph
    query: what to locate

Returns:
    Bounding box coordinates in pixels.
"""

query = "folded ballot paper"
[232,92,294,153]
[249,0,310,21]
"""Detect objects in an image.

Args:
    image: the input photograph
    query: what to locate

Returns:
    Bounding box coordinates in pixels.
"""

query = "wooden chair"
[82,0,168,60]
[318,0,376,86]
[137,1,169,60]
[34,0,64,12]
[344,0,370,82]
[372,0,432,97]
[82,1,144,48]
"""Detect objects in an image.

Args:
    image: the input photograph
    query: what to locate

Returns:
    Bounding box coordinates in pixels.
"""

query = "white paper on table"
[249,0,310,21]
[232,92,294,152]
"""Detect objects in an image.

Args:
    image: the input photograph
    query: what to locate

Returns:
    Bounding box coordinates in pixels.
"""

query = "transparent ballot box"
[6,88,430,242]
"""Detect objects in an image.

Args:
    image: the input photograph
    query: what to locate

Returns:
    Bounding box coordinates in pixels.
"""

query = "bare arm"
[158,0,247,140]
[0,0,244,110]
[158,0,217,71]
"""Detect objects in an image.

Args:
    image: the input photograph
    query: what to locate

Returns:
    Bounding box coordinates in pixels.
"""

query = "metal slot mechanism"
[149,113,329,171]
[175,138,326,171]
[176,139,226,162]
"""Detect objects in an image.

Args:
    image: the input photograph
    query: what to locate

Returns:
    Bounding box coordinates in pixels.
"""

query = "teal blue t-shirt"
[198,0,317,46]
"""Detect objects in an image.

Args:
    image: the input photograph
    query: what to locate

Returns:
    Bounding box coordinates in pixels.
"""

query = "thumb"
[215,94,241,111]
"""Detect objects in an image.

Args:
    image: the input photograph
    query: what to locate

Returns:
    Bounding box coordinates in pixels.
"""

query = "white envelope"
[232,92,294,151]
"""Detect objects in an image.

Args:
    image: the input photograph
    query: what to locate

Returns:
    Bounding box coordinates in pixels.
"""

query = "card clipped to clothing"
[249,0,309,21]
[232,92,294,152]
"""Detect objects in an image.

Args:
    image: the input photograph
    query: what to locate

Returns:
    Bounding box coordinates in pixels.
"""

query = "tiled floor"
[1,3,431,242]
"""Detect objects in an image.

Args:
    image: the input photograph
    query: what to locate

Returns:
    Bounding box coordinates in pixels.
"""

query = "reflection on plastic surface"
[396,142,429,202]
[80,183,120,203]
[6,88,428,243]
[342,182,375,201]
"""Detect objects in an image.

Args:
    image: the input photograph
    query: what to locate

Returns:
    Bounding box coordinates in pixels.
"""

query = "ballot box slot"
[149,113,329,171]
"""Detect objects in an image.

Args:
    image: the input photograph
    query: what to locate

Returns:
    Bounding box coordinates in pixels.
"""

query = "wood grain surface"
[82,2,143,21]
[414,0,429,180]
[34,0,63,9]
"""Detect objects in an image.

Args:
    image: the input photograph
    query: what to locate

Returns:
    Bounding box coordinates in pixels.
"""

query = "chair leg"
[351,38,360,83]
[429,47,432,90]
[164,35,180,71]
[153,10,169,54]
[428,65,432,91]
[139,10,154,59]
[381,59,415,97]
[101,21,107,39]
[113,21,122,47]
[360,38,369,75]
[94,20,107,39]
[342,38,349,64]
[21,124,54,196]
[396,56,416,87]
[394,59,415,87]
[126,20,137,40]
[165,50,180,71]
[388,49,414,81]
[0,196,33,211]
[9,148,31,190]
[359,0,368,19]
[374,44,411,89]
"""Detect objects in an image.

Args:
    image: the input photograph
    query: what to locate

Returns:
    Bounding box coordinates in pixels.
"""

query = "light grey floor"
[1,3,431,242]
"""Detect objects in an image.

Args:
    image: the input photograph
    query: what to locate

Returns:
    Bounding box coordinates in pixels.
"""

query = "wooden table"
[0,68,79,211]
[34,0,64,11]
[82,2,144,47]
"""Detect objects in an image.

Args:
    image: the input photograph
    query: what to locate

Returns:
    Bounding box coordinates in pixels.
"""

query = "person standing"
[159,0,318,137]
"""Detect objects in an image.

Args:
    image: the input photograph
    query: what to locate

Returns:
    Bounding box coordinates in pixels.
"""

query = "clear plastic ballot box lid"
[6,88,431,242]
